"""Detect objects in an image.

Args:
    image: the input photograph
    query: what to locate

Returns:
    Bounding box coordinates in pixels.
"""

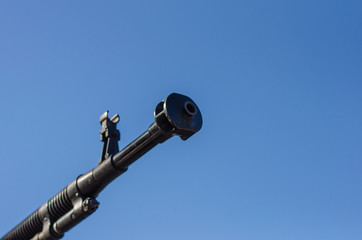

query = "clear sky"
[0,1,361,240]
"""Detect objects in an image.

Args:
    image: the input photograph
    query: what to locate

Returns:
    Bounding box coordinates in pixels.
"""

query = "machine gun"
[1,93,202,240]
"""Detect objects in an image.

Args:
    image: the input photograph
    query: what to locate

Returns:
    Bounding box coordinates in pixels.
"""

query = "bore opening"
[184,101,197,116]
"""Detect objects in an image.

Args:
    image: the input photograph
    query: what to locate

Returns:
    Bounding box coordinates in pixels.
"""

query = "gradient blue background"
[0,1,361,239]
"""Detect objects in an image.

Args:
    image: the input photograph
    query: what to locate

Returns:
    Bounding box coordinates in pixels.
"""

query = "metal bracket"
[52,193,100,235]
[99,111,120,164]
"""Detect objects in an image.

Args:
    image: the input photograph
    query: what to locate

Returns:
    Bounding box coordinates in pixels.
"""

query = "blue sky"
[0,1,361,239]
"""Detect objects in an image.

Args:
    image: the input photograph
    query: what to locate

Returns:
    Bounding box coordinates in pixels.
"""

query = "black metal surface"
[99,111,120,164]
[1,93,202,240]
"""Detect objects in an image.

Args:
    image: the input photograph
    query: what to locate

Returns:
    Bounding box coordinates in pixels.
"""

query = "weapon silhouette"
[1,93,202,240]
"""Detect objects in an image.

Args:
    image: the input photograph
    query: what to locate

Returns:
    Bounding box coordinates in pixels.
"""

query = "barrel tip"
[154,93,202,140]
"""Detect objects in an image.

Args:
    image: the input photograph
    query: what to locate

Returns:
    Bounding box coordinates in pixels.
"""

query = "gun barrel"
[1,93,202,240]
